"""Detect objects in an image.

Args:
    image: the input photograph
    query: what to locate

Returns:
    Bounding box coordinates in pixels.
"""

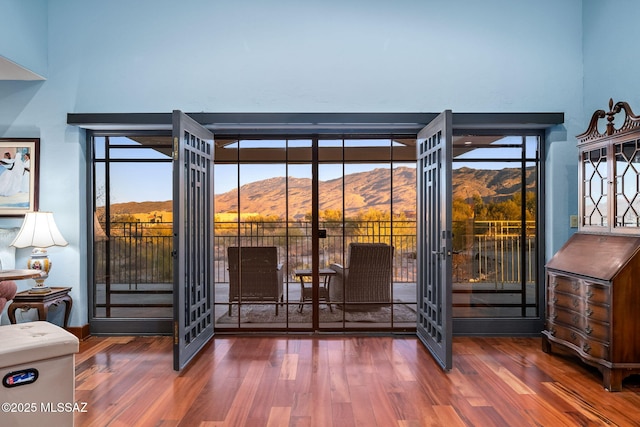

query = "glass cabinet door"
[614,139,640,229]
[580,139,640,233]
[581,146,608,228]
[577,99,640,235]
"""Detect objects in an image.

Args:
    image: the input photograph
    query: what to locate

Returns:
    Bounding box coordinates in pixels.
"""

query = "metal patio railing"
[95,219,535,288]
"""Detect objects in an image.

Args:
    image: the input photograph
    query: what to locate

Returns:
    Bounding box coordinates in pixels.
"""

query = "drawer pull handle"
[586,289,594,299]
[572,281,580,291]
[552,297,558,304]
[585,325,593,335]
[585,307,593,317]
[583,343,591,354]
[572,314,579,325]
[570,331,577,340]
[572,299,580,308]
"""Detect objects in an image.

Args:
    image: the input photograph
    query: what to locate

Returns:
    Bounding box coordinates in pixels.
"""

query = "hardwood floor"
[73,335,640,426]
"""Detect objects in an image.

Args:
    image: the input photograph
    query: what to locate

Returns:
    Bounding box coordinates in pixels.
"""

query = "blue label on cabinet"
[2,368,39,388]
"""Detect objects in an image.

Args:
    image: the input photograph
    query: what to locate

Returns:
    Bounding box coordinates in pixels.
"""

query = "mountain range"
[106,166,533,218]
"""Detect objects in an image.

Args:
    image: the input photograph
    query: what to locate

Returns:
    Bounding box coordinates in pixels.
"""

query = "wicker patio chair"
[227,246,284,315]
[329,243,393,311]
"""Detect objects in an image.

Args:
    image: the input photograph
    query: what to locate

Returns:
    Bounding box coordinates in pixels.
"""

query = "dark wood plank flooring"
[73,336,640,426]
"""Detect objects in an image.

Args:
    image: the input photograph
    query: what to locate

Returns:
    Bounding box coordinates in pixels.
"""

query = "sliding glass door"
[213,136,417,332]
[91,135,174,334]
[88,126,543,337]
[451,134,543,335]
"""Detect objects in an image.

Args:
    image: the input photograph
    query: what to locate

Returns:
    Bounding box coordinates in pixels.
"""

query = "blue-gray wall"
[1,0,632,328]
[0,0,48,78]
[583,0,640,112]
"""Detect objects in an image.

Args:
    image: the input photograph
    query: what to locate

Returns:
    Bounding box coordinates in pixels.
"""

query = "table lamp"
[10,211,68,293]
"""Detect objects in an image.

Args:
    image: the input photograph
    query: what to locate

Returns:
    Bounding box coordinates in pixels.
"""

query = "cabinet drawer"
[551,307,610,341]
[548,274,582,294]
[547,321,610,360]
[548,274,611,305]
[550,292,583,312]
[583,302,609,323]
[583,283,610,305]
[548,297,609,324]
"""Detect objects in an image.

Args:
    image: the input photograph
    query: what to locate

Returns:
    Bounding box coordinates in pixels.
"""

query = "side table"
[8,287,73,328]
[293,268,336,313]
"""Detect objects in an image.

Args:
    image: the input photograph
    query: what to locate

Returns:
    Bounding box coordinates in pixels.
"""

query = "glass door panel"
[213,162,238,329]
[288,159,313,328]
[92,136,173,332]
[524,160,539,318]
[214,138,289,330]
[342,162,393,328]
[451,135,538,318]
[234,162,286,329]
[212,136,418,332]
[392,162,418,327]
[96,162,174,319]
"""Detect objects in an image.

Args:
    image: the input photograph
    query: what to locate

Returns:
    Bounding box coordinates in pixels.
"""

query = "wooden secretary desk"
[542,99,640,391]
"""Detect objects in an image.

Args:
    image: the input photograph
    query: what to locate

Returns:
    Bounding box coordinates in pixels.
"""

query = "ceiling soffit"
[68,112,564,136]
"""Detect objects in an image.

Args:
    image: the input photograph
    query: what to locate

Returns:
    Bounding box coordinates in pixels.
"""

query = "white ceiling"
[0,56,45,80]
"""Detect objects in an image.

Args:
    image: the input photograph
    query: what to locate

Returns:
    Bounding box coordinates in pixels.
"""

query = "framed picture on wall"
[0,138,39,216]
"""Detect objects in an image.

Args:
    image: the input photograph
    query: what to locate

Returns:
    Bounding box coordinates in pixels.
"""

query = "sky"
[98,135,535,204]
[214,163,408,195]
[100,159,417,204]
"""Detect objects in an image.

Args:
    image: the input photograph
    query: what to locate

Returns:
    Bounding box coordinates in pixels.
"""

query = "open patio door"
[172,110,215,371]
[416,110,453,371]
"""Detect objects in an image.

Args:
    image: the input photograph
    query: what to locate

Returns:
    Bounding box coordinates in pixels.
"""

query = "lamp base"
[28,286,51,294]
[26,248,52,293]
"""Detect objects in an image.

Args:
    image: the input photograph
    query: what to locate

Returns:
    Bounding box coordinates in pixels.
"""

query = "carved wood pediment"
[577,98,640,143]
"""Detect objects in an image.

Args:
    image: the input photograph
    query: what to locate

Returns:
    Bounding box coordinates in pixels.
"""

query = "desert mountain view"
[104,166,533,219]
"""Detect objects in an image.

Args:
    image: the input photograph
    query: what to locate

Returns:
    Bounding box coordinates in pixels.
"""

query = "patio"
[93,218,538,328]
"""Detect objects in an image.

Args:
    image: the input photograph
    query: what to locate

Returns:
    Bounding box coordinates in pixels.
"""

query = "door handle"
[432,250,452,256]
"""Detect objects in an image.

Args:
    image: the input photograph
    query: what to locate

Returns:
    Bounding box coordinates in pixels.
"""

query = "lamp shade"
[11,212,68,248]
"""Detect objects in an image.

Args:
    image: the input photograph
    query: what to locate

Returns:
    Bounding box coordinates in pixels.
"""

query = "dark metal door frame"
[416,110,453,371]
[172,110,215,371]
[311,137,321,329]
